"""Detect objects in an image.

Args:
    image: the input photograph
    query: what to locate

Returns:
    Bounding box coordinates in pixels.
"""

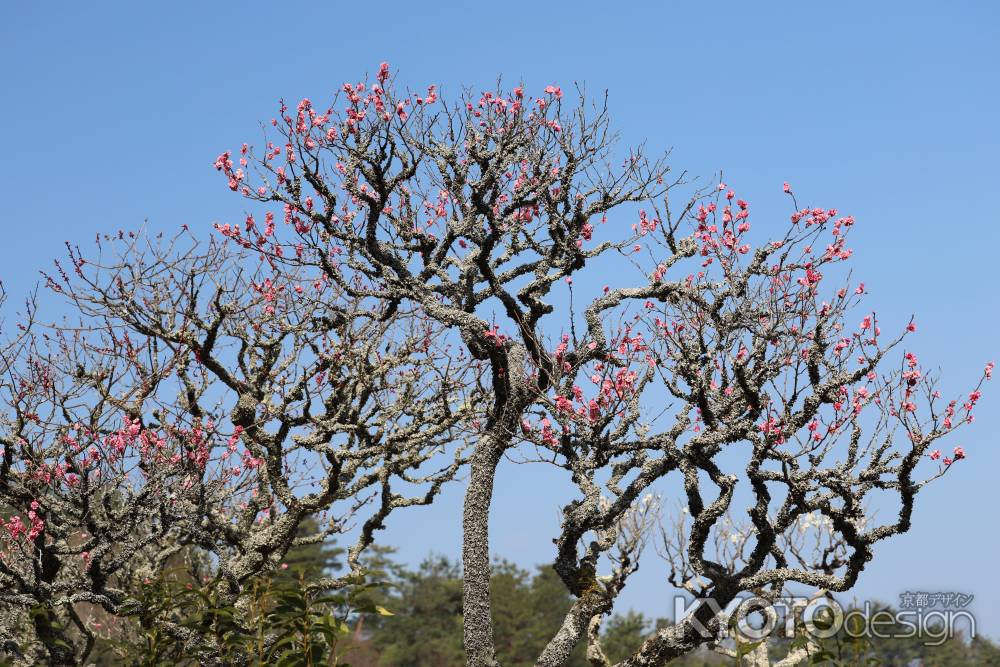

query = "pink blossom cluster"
[0,500,44,543]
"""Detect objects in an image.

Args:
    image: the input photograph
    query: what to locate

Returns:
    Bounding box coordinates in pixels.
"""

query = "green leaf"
[736,639,762,658]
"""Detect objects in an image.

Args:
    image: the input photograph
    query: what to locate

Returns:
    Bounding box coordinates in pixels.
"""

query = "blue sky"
[3,0,998,638]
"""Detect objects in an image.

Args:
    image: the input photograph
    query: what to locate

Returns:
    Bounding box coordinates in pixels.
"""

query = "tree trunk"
[462,434,503,667]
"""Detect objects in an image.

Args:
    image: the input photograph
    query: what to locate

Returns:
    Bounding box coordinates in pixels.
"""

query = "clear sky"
[2,0,998,638]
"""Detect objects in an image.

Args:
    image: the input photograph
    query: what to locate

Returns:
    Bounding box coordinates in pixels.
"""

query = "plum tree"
[0,64,989,666]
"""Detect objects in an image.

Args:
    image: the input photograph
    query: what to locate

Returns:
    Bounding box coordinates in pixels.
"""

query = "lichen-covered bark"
[462,435,504,667]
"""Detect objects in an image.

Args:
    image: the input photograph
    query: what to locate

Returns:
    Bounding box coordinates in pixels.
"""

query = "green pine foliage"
[10,534,1000,666]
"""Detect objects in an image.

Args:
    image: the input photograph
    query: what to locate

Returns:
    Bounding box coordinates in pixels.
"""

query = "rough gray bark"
[462,435,504,667]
